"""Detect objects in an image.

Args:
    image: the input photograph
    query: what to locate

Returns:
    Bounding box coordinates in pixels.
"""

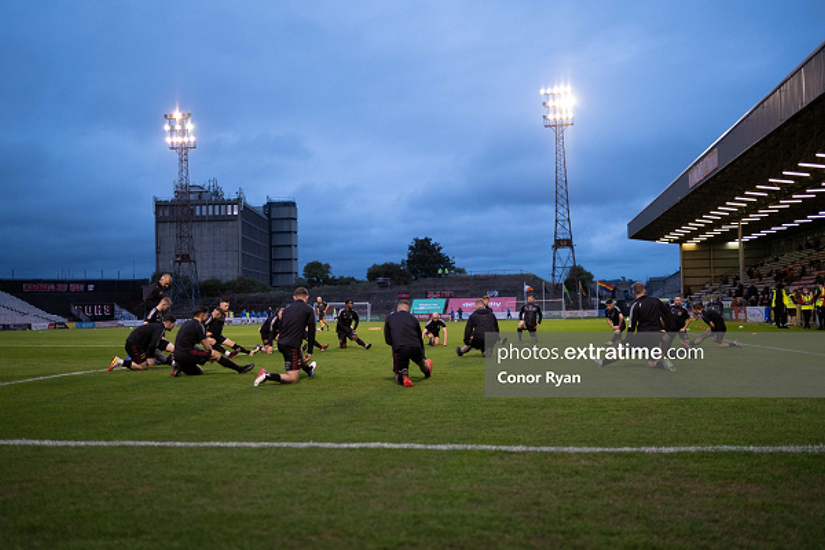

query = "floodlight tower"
[541,86,577,299]
[163,110,200,308]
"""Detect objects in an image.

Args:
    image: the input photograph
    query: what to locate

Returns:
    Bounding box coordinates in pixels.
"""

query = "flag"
[579,281,586,297]
[562,283,571,300]
[524,283,534,292]
[597,280,614,292]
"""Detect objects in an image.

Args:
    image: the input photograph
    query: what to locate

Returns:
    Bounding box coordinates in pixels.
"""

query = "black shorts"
[392,346,425,375]
[158,338,172,351]
[338,327,355,340]
[173,348,212,375]
[125,342,147,364]
[211,334,228,345]
[521,323,538,333]
[628,331,664,353]
[468,335,489,352]
[277,343,302,372]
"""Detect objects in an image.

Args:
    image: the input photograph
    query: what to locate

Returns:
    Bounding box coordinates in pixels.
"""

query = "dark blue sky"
[2,1,823,282]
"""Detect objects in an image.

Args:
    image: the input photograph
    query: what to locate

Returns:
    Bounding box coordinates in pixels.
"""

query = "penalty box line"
[0,439,823,454]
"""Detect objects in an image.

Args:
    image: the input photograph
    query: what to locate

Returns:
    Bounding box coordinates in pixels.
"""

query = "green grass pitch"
[1,319,824,549]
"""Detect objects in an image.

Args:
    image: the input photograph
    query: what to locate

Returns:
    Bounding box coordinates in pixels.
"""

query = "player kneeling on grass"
[255,287,318,386]
[110,315,176,371]
[456,299,501,358]
[423,312,448,347]
[385,300,433,387]
[257,307,282,354]
[171,306,256,377]
[686,302,743,348]
[336,300,371,350]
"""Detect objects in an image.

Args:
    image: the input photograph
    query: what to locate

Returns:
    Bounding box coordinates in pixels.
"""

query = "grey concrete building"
[154,182,298,287]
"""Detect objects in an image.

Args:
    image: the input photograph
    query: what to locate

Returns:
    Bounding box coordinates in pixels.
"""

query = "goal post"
[325,302,373,323]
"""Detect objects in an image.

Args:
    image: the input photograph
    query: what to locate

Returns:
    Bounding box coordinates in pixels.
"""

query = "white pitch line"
[0,439,822,454]
[0,369,108,387]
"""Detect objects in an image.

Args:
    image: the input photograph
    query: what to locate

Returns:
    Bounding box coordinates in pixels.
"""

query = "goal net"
[325,302,373,323]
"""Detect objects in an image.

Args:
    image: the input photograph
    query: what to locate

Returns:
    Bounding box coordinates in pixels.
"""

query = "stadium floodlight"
[709,210,730,216]
[718,206,738,211]
[795,219,813,223]
[798,163,825,169]
[780,199,802,204]
[741,217,759,222]
[769,204,791,208]
[783,223,800,227]
[751,213,769,217]
[768,178,795,184]
[726,201,748,207]
[783,171,810,177]
[806,188,825,193]
[701,215,721,220]
[793,194,816,199]
[756,185,781,191]
[744,191,768,196]
[693,219,711,224]
[164,111,196,150]
[734,196,757,202]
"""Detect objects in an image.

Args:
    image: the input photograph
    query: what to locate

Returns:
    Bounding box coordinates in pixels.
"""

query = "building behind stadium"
[153,181,298,287]
[630,40,825,295]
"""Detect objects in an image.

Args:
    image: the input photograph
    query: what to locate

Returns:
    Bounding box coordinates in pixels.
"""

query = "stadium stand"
[0,291,67,324]
[689,248,825,303]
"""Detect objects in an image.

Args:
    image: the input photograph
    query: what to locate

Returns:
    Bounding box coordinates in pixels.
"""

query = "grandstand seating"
[0,291,67,324]
[690,248,825,303]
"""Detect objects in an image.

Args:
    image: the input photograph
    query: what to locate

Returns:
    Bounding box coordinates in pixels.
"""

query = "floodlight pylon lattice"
[541,86,577,297]
[163,110,200,308]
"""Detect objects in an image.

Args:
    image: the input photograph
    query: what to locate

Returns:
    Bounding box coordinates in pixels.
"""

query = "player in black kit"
[204,300,260,357]
[423,312,448,346]
[597,282,674,370]
[110,315,176,371]
[604,299,624,345]
[669,296,691,345]
[171,307,255,377]
[456,299,500,357]
[687,302,743,348]
[316,296,330,331]
[258,308,282,354]
[336,300,371,350]
[518,294,543,344]
[254,287,318,386]
[143,297,175,363]
[385,300,433,387]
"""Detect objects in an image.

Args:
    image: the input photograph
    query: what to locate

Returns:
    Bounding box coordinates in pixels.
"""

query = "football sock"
[356,338,366,347]
[122,357,133,369]
[217,356,241,371]
[266,372,282,382]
